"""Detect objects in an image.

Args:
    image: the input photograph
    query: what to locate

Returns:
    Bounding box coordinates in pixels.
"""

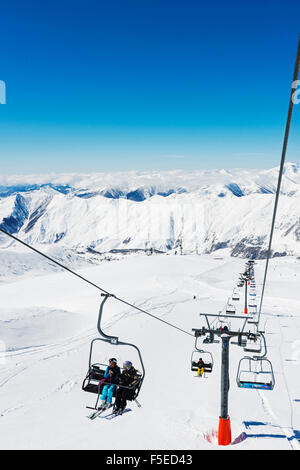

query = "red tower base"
[244,308,248,314]
[218,416,232,446]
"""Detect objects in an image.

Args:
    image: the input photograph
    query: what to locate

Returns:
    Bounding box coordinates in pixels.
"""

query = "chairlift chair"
[236,356,275,390]
[236,333,275,390]
[244,335,262,354]
[203,331,217,344]
[248,308,257,316]
[216,317,231,332]
[191,350,213,374]
[82,294,145,410]
[248,315,258,325]
[226,304,236,314]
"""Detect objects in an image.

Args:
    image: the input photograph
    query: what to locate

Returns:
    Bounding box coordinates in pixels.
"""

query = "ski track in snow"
[239,311,300,450]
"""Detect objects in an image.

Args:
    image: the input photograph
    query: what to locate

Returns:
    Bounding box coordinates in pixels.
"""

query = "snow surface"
[1,252,300,450]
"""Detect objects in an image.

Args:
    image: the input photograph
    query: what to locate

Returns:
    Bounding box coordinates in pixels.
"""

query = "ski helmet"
[109,358,117,364]
[123,361,132,369]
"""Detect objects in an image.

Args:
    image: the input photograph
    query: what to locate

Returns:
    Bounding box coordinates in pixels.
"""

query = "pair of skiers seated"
[99,358,139,412]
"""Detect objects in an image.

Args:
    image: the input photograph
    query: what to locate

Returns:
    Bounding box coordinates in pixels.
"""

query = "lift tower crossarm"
[192,327,260,341]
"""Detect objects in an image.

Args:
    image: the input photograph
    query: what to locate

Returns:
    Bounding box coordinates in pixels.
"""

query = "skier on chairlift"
[114,361,140,413]
[197,358,205,377]
[99,358,121,410]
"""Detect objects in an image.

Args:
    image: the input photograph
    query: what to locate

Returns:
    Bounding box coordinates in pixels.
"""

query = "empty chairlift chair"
[226,304,236,314]
[232,292,240,301]
[236,334,275,390]
[236,357,275,390]
[248,315,258,325]
[248,303,257,309]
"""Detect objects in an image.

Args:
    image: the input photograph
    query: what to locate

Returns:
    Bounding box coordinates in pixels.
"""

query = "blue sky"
[0,0,299,174]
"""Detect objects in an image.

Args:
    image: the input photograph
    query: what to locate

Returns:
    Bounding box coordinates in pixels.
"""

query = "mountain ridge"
[0,163,299,259]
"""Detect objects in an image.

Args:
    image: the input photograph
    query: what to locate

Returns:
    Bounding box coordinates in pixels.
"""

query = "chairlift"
[203,331,216,344]
[243,334,262,354]
[191,350,213,374]
[236,333,275,390]
[82,294,145,410]
[236,356,275,390]
[232,293,240,301]
[216,318,231,333]
[247,316,258,325]
[248,309,257,317]
[226,304,236,314]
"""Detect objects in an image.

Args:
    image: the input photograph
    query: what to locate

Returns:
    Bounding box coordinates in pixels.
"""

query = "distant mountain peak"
[0,163,299,258]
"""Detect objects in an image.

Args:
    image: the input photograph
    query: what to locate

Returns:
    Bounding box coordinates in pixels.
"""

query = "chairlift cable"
[0,227,193,337]
[258,35,300,326]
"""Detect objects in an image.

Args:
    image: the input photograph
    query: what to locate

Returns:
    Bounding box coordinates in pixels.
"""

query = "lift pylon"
[192,311,270,446]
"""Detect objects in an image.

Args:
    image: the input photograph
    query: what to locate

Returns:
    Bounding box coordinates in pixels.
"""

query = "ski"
[104,408,131,420]
[99,410,118,419]
[87,409,104,420]
[87,405,112,420]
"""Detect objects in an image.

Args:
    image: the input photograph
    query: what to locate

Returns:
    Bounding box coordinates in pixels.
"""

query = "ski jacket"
[119,367,140,388]
[103,365,121,385]
[197,360,205,369]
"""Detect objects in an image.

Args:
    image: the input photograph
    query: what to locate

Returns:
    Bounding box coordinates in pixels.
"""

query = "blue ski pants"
[100,384,116,403]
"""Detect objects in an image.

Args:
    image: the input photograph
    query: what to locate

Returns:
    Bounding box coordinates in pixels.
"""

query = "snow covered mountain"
[0,162,300,259]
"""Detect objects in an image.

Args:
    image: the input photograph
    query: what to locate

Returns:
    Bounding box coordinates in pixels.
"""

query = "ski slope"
[0,252,300,450]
